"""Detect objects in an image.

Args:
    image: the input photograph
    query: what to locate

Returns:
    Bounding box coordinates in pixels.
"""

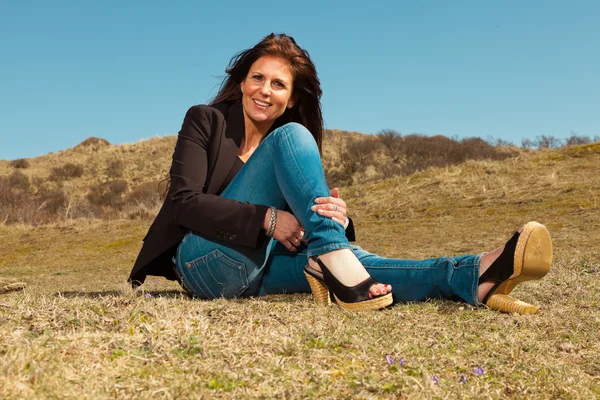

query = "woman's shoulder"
[184,102,234,123]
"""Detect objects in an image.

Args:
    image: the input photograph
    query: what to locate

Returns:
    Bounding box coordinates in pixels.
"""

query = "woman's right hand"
[264,209,305,252]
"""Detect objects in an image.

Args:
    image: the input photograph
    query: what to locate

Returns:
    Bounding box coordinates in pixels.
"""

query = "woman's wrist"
[265,207,278,237]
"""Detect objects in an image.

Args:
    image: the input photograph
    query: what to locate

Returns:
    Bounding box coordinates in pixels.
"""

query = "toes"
[370,284,391,297]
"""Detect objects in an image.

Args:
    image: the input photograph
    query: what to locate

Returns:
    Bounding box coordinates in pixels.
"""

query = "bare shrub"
[325,168,353,188]
[87,180,128,207]
[125,181,162,207]
[535,135,562,149]
[36,187,68,214]
[49,163,84,181]
[522,138,534,149]
[10,158,30,169]
[8,171,31,193]
[339,137,381,174]
[0,176,50,224]
[565,133,592,146]
[67,198,103,219]
[377,129,402,149]
[105,160,124,178]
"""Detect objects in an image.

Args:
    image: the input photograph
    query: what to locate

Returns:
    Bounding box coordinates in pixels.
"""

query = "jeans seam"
[307,242,353,256]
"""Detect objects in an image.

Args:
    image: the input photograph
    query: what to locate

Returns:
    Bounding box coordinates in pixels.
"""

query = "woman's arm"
[169,105,269,248]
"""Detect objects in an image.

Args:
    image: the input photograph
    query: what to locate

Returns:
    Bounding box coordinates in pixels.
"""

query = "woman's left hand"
[312,187,348,227]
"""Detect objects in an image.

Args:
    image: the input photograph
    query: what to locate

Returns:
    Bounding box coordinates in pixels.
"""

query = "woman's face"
[241,55,296,130]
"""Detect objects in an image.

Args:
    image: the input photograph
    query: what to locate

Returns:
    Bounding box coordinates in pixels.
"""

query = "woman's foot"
[308,249,391,298]
[477,222,552,314]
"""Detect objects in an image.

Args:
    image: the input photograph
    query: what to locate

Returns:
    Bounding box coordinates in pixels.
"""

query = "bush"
[105,160,124,178]
[87,180,128,207]
[125,181,162,207]
[36,188,68,214]
[49,163,84,181]
[521,138,534,149]
[535,135,562,149]
[7,171,31,193]
[325,131,516,186]
[565,134,592,146]
[0,175,52,224]
[10,158,30,169]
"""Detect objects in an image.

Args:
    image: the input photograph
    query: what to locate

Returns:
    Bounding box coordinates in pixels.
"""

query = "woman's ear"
[287,96,296,109]
[240,81,244,94]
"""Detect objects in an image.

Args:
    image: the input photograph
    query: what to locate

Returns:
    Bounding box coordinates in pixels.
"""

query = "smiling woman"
[128,33,553,315]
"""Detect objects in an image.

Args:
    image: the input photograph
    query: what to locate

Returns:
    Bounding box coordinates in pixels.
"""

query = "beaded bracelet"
[266,207,278,237]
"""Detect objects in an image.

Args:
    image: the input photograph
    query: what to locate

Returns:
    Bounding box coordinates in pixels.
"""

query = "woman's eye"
[273,81,285,88]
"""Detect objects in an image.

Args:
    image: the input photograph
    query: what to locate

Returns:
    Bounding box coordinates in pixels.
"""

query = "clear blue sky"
[1,0,598,160]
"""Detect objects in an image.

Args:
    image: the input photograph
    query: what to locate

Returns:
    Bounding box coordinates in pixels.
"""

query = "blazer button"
[229,234,236,240]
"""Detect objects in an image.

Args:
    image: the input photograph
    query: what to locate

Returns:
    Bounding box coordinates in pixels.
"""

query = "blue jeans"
[175,123,481,305]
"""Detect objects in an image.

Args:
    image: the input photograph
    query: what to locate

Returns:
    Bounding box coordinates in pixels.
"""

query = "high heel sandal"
[480,221,552,315]
[304,256,393,311]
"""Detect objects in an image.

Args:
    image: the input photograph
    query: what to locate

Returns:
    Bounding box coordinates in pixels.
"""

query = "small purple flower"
[474,367,485,377]
[432,375,439,385]
[151,279,158,285]
[145,293,152,299]
[459,375,467,384]
[385,355,394,365]
[399,357,406,366]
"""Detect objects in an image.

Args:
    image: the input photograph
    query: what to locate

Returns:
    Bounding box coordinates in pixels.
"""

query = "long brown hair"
[211,33,324,151]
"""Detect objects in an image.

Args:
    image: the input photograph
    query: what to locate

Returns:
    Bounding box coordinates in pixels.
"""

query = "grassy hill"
[0,136,599,398]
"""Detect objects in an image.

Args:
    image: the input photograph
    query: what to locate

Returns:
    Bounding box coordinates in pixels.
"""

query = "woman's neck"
[240,115,273,158]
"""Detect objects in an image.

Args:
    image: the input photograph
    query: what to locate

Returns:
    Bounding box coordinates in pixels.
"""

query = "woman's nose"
[259,82,271,96]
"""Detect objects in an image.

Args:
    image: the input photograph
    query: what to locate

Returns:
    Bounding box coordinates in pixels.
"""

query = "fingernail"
[318,210,324,214]
[311,206,316,211]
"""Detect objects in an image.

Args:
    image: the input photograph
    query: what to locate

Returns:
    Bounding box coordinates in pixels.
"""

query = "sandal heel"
[481,221,552,315]
[304,257,393,311]
[333,292,393,311]
[485,294,538,315]
[304,271,331,306]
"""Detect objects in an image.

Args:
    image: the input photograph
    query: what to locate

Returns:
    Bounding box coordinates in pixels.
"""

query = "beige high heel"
[481,221,553,315]
[304,256,393,311]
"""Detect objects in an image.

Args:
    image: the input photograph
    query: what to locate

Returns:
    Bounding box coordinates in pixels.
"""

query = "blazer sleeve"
[169,105,269,248]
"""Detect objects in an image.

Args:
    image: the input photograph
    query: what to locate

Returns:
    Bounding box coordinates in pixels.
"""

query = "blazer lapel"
[206,102,245,194]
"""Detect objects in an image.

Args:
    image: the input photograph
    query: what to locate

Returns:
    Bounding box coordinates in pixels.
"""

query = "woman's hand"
[312,187,348,227]
[264,209,306,252]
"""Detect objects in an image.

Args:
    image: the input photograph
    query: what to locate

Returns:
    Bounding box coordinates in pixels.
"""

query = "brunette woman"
[129,33,552,314]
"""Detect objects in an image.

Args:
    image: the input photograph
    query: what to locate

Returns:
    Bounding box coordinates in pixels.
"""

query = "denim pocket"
[185,249,249,299]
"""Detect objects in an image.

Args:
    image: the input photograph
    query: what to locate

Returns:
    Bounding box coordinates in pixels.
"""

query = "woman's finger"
[314,196,345,207]
[316,208,345,220]
[283,240,297,252]
[311,204,346,216]
[331,216,345,227]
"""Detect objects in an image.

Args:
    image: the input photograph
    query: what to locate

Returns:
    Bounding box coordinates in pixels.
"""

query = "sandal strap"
[310,256,383,303]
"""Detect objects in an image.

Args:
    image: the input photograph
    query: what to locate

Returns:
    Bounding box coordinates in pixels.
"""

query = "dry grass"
[1,142,600,398]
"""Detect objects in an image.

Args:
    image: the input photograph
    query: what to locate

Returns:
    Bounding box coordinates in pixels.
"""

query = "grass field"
[1,142,599,399]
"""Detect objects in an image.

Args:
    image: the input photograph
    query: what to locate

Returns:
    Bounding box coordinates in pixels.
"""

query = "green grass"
[1,143,600,398]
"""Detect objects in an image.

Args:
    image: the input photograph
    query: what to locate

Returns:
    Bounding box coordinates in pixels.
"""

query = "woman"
[128,33,552,314]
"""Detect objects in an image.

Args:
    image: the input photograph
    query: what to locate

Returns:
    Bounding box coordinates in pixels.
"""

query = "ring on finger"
[333,204,339,212]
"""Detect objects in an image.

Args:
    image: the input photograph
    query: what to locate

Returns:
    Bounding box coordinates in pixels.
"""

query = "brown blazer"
[128,101,355,286]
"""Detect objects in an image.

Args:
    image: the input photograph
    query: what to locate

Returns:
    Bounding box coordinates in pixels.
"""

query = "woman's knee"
[271,122,316,146]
